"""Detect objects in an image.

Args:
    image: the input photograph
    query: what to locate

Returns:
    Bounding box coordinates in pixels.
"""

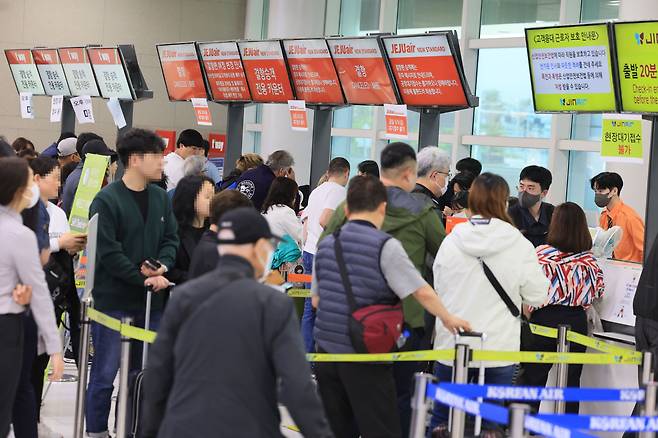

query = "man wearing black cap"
[142,207,333,438]
[61,138,117,216]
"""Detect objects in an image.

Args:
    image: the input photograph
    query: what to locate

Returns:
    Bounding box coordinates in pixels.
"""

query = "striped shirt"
[535,245,605,308]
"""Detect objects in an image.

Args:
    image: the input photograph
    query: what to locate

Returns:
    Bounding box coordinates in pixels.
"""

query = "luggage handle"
[142,287,153,369]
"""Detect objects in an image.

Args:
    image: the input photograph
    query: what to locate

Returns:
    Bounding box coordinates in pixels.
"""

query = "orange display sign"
[32,49,71,96]
[446,216,468,234]
[157,43,208,101]
[383,34,468,107]
[207,132,226,158]
[288,100,309,131]
[282,39,344,105]
[156,129,176,154]
[198,41,251,102]
[5,49,45,95]
[58,47,100,97]
[384,104,409,139]
[238,41,295,103]
[87,47,133,99]
[327,38,398,105]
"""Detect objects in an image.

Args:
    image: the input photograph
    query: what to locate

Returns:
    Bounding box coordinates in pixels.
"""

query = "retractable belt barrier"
[86,306,642,365]
[439,383,645,402]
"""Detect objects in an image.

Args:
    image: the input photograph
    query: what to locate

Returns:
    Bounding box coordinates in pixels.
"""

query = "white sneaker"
[37,422,63,438]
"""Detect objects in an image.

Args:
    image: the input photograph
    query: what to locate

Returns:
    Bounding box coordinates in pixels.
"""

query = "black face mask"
[594,192,612,208]
[518,191,541,209]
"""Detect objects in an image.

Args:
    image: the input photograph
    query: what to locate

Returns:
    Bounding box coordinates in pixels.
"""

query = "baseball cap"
[82,139,118,163]
[217,207,281,244]
[57,137,78,157]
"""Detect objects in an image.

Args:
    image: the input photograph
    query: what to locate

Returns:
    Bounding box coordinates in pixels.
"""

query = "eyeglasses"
[436,170,452,179]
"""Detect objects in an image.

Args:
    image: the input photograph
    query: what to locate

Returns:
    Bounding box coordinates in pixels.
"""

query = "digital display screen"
[58,47,101,97]
[32,49,71,96]
[197,41,251,102]
[87,47,134,99]
[157,43,208,101]
[238,40,295,103]
[5,49,45,95]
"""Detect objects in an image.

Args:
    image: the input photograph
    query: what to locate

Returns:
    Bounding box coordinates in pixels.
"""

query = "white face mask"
[24,184,40,209]
[258,247,276,283]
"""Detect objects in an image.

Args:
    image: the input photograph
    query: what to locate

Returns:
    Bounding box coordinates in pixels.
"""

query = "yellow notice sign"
[601,115,643,163]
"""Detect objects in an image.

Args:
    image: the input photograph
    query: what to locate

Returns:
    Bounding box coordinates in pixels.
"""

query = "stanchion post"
[554,324,570,414]
[451,344,470,438]
[73,297,92,438]
[642,351,654,385]
[640,381,657,438]
[116,317,133,438]
[509,404,531,438]
[409,373,434,438]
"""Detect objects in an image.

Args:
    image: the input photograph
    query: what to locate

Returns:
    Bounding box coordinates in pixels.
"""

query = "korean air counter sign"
[614,21,658,113]
[525,24,617,113]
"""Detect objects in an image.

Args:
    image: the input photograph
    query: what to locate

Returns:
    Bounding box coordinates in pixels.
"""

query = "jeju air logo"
[635,32,658,45]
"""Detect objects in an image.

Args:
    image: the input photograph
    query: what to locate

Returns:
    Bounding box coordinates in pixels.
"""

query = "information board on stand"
[198,41,251,102]
[5,49,45,95]
[613,21,658,113]
[238,40,294,103]
[282,38,344,105]
[32,49,71,96]
[525,23,618,113]
[156,43,208,101]
[327,37,398,105]
[382,33,470,108]
[87,47,134,100]
[58,47,101,97]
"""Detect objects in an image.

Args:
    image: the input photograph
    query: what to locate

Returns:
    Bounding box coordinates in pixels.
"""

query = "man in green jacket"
[86,128,179,438]
[320,142,445,436]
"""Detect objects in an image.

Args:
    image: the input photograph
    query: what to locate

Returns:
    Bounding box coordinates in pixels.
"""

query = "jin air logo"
[635,32,658,45]
[559,98,586,107]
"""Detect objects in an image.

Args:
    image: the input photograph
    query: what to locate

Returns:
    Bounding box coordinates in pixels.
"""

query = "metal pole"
[642,351,655,386]
[409,373,434,438]
[643,116,658,263]
[116,317,133,438]
[451,344,470,438]
[225,103,245,177]
[72,297,92,438]
[640,381,657,438]
[142,289,152,369]
[554,324,570,414]
[60,97,76,135]
[418,108,440,149]
[309,107,332,190]
[509,404,531,438]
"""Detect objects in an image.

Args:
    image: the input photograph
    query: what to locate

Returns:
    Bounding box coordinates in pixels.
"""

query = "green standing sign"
[614,21,658,113]
[601,115,643,163]
[525,23,617,113]
[68,153,110,233]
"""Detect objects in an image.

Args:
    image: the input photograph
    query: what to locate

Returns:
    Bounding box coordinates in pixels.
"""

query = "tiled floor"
[16,362,302,438]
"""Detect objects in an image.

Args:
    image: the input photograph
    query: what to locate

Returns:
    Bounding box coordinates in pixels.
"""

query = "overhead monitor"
[197,41,251,102]
[238,40,295,103]
[5,49,45,95]
[525,23,618,113]
[86,47,135,100]
[282,38,344,105]
[613,21,658,114]
[382,33,470,108]
[58,47,101,97]
[327,37,398,105]
[156,42,208,101]
[31,49,71,96]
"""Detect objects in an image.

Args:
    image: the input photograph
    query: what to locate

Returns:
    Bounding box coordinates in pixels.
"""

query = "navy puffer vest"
[313,221,397,353]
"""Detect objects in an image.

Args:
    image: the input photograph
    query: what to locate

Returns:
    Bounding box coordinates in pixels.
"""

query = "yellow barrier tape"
[75,279,86,289]
[472,350,641,365]
[283,425,300,433]
[121,325,156,344]
[529,323,640,358]
[529,323,558,338]
[287,289,312,298]
[307,349,455,363]
[87,308,121,332]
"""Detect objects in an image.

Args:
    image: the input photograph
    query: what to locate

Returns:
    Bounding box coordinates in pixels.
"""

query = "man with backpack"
[313,175,470,438]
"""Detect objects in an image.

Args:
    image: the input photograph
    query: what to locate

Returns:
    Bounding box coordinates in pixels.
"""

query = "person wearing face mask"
[141,207,333,438]
[321,142,446,437]
[508,165,555,248]
[0,158,63,438]
[591,172,645,263]
[411,146,452,215]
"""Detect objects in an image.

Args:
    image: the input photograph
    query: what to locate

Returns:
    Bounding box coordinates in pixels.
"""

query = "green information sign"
[601,116,643,163]
[525,24,617,113]
[68,153,109,233]
[614,21,658,113]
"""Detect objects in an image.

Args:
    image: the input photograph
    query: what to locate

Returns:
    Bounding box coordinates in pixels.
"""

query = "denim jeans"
[301,251,315,353]
[429,363,517,434]
[85,309,161,435]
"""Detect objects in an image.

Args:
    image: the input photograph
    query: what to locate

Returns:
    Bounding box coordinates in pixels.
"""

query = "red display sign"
[383,34,468,107]
[238,41,294,103]
[282,39,343,105]
[157,43,208,101]
[156,129,177,155]
[207,133,226,158]
[327,38,397,105]
[198,41,251,102]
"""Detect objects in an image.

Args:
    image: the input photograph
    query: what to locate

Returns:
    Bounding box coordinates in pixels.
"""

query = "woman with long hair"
[261,176,301,247]
[430,173,549,438]
[168,175,215,285]
[523,202,604,414]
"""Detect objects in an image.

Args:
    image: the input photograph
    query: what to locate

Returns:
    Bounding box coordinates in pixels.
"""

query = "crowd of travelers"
[0,127,654,438]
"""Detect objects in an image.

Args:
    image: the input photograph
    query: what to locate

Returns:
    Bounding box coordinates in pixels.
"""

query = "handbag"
[334,231,404,354]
